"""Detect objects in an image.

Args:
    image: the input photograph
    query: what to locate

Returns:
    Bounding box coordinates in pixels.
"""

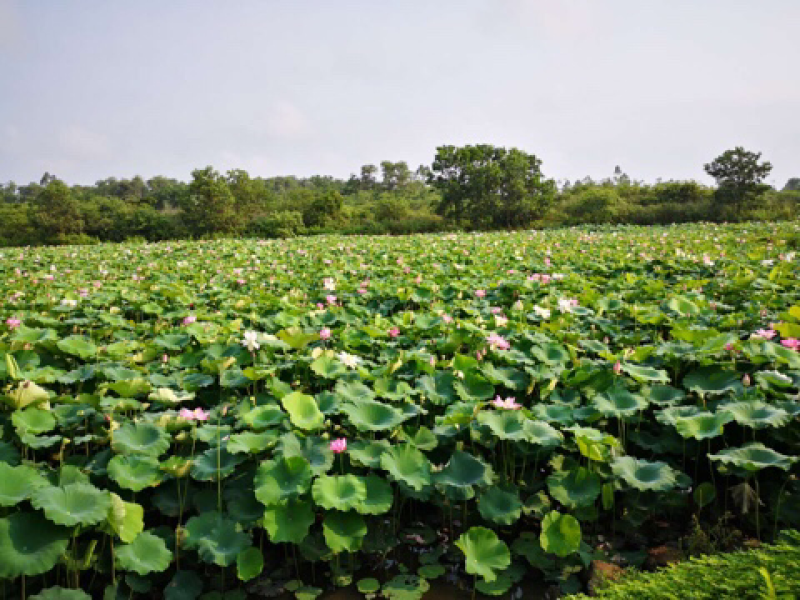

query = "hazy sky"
[1,0,797,187]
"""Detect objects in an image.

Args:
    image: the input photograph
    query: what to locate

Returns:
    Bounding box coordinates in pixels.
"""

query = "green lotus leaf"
[546,466,602,507]
[380,444,432,491]
[754,370,795,389]
[240,405,285,430]
[693,482,716,508]
[236,546,263,582]
[165,570,203,600]
[357,578,381,594]
[348,439,391,468]
[0,462,49,506]
[190,446,245,481]
[525,420,565,447]
[278,434,334,475]
[148,387,195,405]
[5,380,51,410]
[184,511,251,566]
[226,431,277,454]
[29,587,91,600]
[480,364,529,390]
[107,378,152,398]
[107,493,144,543]
[416,372,457,405]
[478,487,522,525]
[593,384,648,417]
[341,398,409,432]
[646,385,686,406]
[620,363,670,383]
[531,403,576,425]
[108,454,164,491]
[453,371,495,401]
[539,510,581,557]
[374,377,415,401]
[434,450,493,488]
[478,410,529,441]
[683,366,742,397]
[675,411,733,440]
[310,355,348,379]
[323,511,367,554]
[417,564,446,579]
[312,475,367,511]
[720,401,790,429]
[281,391,324,430]
[31,483,112,526]
[295,586,323,600]
[611,456,679,492]
[455,526,511,583]
[116,530,173,575]
[112,422,170,456]
[356,474,394,515]
[12,406,56,437]
[0,512,70,577]
[656,405,700,426]
[476,570,519,596]
[254,456,313,505]
[381,574,431,600]
[263,497,315,544]
[709,443,798,472]
[531,343,570,365]
[57,335,97,359]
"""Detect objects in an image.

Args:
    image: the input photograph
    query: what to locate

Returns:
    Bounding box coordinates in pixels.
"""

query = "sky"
[0,0,798,188]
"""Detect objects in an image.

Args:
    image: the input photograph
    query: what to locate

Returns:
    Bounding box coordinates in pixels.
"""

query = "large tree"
[180,167,240,235]
[428,144,555,229]
[33,180,84,240]
[704,147,772,212]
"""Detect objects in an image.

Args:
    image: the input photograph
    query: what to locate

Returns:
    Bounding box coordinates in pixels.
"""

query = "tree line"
[0,146,797,246]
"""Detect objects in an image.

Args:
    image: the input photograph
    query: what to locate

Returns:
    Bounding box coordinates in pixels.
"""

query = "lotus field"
[1,223,800,600]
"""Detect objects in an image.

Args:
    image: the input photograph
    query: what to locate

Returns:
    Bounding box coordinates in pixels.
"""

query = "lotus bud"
[742,373,751,386]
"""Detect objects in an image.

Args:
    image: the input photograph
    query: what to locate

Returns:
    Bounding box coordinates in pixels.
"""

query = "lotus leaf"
[675,411,733,440]
[116,530,173,575]
[546,466,602,507]
[683,366,743,397]
[341,398,408,431]
[478,487,522,525]
[709,443,797,472]
[323,511,367,553]
[382,575,431,600]
[721,401,790,429]
[0,512,70,577]
[190,446,245,481]
[356,474,394,515]
[312,475,368,511]
[380,444,432,491]
[32,482,112,527]
[108,454,164,491]
[263,497,315,543]
[540,510,581,557]
[0,462,48,506]
[112,422,170,456]
[184,511,251,566]
[281,391,324,430]
[29,587,91,600]
[241,405,285,430]
[593,384,648,417]
[434,450,493,488]
[236,546,263,581]
[611,456,679,491]
[107,493,144,543]
[254,456,313,505]
[455,526,511,582]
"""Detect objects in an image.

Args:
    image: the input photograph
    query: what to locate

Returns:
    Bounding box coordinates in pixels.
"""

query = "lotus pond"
[1,222,799,600]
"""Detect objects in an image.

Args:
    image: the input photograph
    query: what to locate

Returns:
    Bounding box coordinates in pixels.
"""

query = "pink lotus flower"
[5,318,21,329]
[475,289,486,298]
[326,295,337,306]
[753,329,776,340]
[487,332,510,351]
[442,314,453,324]
[492,396,521,410]
[613,361,622,375]
[329,438,347,454]
[319,327,331,340]
[781,338,800,350]
[182,315,196,325]
[388,327,400,338]
[179,407,210,422]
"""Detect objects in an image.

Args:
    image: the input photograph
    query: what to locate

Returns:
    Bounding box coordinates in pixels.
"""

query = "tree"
[380,161,411,191]
[303,190,343,228]
[428,144,554,229]
[704,147,772,213]
[32,180,84,241]
[180,167,240,235]
[783,178,800,192]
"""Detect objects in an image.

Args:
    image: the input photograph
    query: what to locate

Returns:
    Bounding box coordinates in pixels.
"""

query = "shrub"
[569,531,800,599]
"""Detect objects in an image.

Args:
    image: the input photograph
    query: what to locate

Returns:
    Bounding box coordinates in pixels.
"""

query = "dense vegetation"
[1,145,797,247]
[0,223,798,599]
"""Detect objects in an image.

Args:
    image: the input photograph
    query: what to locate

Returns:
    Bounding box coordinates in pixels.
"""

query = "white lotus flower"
[241,330,260,352]
[338,351,361,369]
